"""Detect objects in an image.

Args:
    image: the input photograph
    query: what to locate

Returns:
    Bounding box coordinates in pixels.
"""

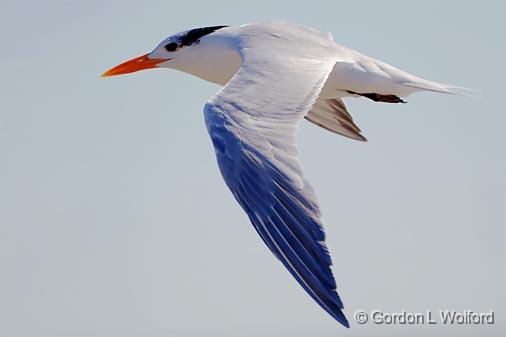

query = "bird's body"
[163,22,452,96]
[144,21,465,141]
[103,20,468,328]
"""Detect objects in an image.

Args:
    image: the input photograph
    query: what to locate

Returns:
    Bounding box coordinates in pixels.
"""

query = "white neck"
[169,35,241,86]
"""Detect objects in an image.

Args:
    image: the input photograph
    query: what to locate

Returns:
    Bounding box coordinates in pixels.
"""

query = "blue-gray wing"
[204,20,349,326]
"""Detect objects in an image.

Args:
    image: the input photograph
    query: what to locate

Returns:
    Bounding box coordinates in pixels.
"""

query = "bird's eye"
[164,42,178,52]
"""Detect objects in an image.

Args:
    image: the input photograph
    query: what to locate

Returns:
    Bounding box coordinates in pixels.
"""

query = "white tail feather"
[404,81,483,100]
[444,85,484,100]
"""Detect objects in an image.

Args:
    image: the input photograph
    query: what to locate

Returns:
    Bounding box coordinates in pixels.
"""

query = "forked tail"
[403,80,483,100]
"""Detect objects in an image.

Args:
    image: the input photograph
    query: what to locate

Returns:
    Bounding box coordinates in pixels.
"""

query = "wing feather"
[204,21,349,327]
[306,98,366,141]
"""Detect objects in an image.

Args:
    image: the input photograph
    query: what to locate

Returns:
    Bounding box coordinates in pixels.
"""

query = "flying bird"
[102,20,470,327]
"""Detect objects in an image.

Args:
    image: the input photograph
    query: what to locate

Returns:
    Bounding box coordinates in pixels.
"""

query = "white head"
[102,26,240,84]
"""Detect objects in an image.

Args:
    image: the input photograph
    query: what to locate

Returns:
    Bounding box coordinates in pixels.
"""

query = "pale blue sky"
[0,0,504,336]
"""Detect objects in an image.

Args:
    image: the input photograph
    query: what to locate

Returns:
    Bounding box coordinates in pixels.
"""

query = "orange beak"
[101,54,170,77]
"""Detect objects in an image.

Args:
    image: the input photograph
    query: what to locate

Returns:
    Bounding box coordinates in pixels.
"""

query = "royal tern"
[102,20,469,327]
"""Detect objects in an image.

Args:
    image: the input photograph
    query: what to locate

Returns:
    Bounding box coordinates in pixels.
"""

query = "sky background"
[0,0,504,336]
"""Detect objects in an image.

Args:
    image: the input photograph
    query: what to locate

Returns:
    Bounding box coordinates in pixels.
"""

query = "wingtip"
[336,311,350,328]
[357,134,368,142]
[327,304,350,328]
